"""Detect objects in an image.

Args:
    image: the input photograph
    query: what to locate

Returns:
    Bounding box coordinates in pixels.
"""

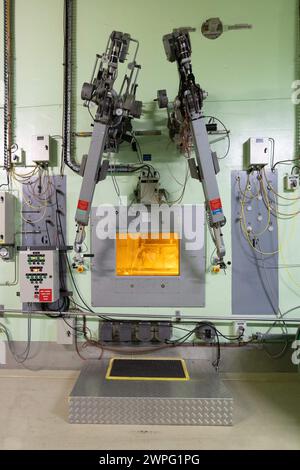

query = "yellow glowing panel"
[116,233,180,276]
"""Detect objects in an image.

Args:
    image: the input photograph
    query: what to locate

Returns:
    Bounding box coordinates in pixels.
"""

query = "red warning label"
[39,289,53,303]
[209,198,222,211]
[77,199,89,211]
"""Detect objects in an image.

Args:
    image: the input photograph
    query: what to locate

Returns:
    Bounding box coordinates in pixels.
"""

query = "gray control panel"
[19,249,59,303]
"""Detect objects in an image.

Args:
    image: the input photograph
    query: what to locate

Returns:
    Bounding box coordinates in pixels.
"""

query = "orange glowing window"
[116,233,180,277]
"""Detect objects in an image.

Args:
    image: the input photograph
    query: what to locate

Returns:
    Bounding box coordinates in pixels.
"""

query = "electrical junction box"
[57,317,74,345]
[136,173,160,204]
[232,321,248,341]
[245,137,270,169]
[31,135,50,163]
[19,249,59,303]
[0,192,15,245]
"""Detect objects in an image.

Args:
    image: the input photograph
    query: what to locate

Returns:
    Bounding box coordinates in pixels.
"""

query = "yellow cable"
[21,206,47,225]
[260,174,300,218]
[262,168,300,201]
[239,173,279,256]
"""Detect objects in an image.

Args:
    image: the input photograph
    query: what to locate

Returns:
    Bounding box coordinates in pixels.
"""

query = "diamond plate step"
[69,360,233,426]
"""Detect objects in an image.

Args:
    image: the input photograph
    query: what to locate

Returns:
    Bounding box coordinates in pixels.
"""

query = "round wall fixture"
[201,17,253,40]
[201,17,223,40]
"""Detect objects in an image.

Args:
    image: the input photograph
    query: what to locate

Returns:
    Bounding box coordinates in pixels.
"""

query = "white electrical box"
[57,317,74,345]
[19,249,59,303]
[245,137,270,168]
[31,135,50,163]
[284,174,299,192]
[0,192,15,245]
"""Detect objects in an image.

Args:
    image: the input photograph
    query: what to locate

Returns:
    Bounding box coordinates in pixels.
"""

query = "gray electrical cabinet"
[19,249,60,303]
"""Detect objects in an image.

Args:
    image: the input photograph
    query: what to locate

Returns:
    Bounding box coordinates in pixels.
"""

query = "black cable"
[272,158,300,171]
[166,323,225,371]
[45,220,51,246]
[42,296,70,317]
[130,133,143,163]
[55,190,92,313]
[74,316,90,360]
[203,115,231,160]
[130,135,161,180]
[126,164,159,177]
[256,242,288,335]
[55,190,113,322]
[55,208,93,314]
[63,316,85,337]
[0,171,10,189]
[87,99,95,122]
[291,165,300,174]
[70,298,93,313]
[212,331,221,371]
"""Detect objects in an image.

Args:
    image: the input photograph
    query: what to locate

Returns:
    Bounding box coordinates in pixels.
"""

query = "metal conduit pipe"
[3,0,13,171]
[0,309,300,324]
[63,0,80,173]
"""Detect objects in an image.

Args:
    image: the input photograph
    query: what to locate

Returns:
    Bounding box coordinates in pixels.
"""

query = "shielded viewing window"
[116,232,180,277]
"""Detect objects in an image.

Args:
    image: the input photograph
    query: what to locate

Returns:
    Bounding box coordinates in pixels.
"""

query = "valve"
[212,265,221,274]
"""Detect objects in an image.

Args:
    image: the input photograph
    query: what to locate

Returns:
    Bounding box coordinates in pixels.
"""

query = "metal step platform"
[69,360,233,426]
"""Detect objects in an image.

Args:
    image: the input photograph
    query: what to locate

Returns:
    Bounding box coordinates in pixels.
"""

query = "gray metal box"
[0,192,15,245]
[90,204,206,307]
[136,322,152,342]
[99,322,113,342]
[19,249,59,303]
[118,322,133,342]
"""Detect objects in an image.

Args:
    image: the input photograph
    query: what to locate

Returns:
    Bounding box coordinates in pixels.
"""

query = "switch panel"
[19,249,59,303]
[31,135,50,163]
[0,192,15,245]
[284,174,299,192]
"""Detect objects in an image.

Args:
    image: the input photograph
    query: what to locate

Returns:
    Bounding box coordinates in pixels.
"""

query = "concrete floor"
[0,370,299,450]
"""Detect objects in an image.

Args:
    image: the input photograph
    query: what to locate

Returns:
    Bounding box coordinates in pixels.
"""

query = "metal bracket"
[212,151,220,175]
[97,160,110,183]
[188,158,202,181]
[79,154,88,177]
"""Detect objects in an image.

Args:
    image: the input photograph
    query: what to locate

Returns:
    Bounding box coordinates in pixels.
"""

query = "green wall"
[0,0,299,341]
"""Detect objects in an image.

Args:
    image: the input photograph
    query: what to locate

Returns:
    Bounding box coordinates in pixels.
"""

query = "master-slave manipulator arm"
[157,28,226,266]
[74,31,142,253]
